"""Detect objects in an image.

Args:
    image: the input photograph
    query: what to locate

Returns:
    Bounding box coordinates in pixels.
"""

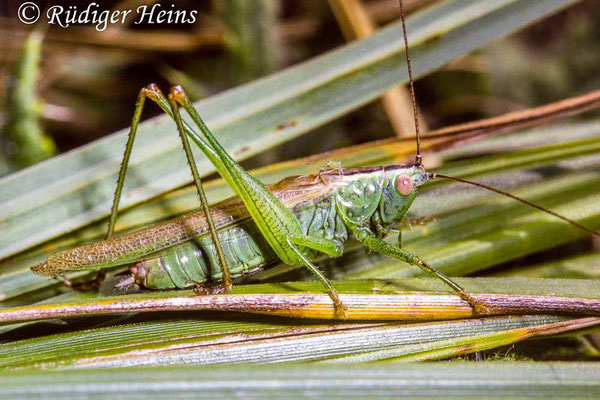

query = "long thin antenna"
[430,173,600,236]
[398,0,421,165]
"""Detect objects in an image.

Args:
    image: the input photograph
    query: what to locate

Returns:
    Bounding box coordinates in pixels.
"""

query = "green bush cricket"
[31,1,600,319]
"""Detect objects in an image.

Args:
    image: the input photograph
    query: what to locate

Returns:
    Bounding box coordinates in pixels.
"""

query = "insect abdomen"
[134,220,278,289]
[133,193,348,289]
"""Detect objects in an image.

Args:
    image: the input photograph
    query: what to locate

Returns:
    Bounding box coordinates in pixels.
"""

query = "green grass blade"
[1,362,600,399]
[491,251,600,279]
[1,315,589,369]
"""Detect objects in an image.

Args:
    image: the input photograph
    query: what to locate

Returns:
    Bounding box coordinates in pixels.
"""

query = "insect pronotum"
[32,0,600,318]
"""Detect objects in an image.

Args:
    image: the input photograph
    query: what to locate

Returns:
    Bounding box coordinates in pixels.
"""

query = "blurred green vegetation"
[2,1,597,173]
[1,30,55,173]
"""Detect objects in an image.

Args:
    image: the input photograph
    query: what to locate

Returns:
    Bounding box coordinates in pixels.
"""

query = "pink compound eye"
[395,175,413,196]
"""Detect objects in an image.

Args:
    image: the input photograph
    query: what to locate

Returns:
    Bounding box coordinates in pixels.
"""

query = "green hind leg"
[286,236,347,319]
[108,84,232,291]
[287,234,343,258]
[168,86,348,317]
[355,229,485,314]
